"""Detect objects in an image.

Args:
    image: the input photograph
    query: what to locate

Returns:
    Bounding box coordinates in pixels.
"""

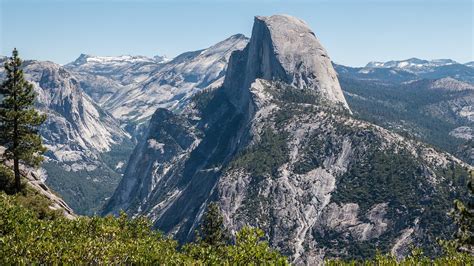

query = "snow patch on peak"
[70,54,160,66]
[154,55,172,63]
[85,55,153,63]
[365,58,460,70]
[366,61,385,68]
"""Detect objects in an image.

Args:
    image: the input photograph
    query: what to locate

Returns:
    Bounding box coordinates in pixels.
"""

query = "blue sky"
[1,0,472,66]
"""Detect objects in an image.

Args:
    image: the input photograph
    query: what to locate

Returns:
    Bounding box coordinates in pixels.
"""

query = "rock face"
[0,58,132,215]
[105,14,471,263]
[24,167,76,219]
[0,147,76,219]
[224,15,349,111]
[23,60,129,154]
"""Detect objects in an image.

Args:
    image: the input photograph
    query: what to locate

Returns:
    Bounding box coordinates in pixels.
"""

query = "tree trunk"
[13,65,20,193]
[14,158,20,193]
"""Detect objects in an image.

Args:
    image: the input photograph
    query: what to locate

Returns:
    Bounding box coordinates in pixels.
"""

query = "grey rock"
[224,15,349,112]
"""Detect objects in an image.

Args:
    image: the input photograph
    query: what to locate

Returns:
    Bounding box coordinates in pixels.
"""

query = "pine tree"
[198,202,229,246]
[450,170,474,254]
[0,48,46,193]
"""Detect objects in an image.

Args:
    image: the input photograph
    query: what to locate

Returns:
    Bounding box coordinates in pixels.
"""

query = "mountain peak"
[201,34,249,56]
[69,53,91,66]
[153,55,171,63]
[227,33,248,40]
[224,14,350,111]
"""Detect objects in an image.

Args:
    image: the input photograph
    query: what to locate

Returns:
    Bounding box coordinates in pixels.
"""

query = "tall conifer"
[0,48,46,192]
[199,202,229,246]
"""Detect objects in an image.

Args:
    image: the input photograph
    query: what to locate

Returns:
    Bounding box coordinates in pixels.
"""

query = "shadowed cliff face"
[104,88,250,241]
[104,15,471,263]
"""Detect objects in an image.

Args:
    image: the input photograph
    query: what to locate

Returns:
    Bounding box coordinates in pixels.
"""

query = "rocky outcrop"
[24,168,76,219]
[224,15,349,111]
[22,60,129,155]
[0,147,75,219]
[104,108,201,216]
[428,77,474,91]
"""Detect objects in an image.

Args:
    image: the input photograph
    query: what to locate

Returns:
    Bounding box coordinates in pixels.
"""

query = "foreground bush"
[185,226,288,265]
[0,193,186,264]
[2,189,471,265]
[0,192,287,264]
[326,248,474,265]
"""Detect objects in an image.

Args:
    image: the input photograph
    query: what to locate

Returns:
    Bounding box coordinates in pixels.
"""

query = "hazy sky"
[1,0,472,66]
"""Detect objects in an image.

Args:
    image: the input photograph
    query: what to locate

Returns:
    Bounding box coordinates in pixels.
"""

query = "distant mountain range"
[335,58,474,84]
[341,76,473,164]
[366,58,460,69]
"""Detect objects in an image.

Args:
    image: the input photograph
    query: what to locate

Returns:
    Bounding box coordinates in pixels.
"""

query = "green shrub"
[325,247,474,265]
[184,226,288,265]
[0,192,287,264]
[0,164,15,194]
[229,129,288,179]
[0,193,190,264]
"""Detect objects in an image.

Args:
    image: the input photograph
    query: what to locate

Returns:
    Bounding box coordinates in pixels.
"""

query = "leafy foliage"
[320,141,471,259]
[43,161,122,215]
[275,82,321,105]
[0,163,16,194]
[0,192,287,264]
[326,247,474,265]
[191,87,217,111]
[0,163,60,219]
[185,226,288,265]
